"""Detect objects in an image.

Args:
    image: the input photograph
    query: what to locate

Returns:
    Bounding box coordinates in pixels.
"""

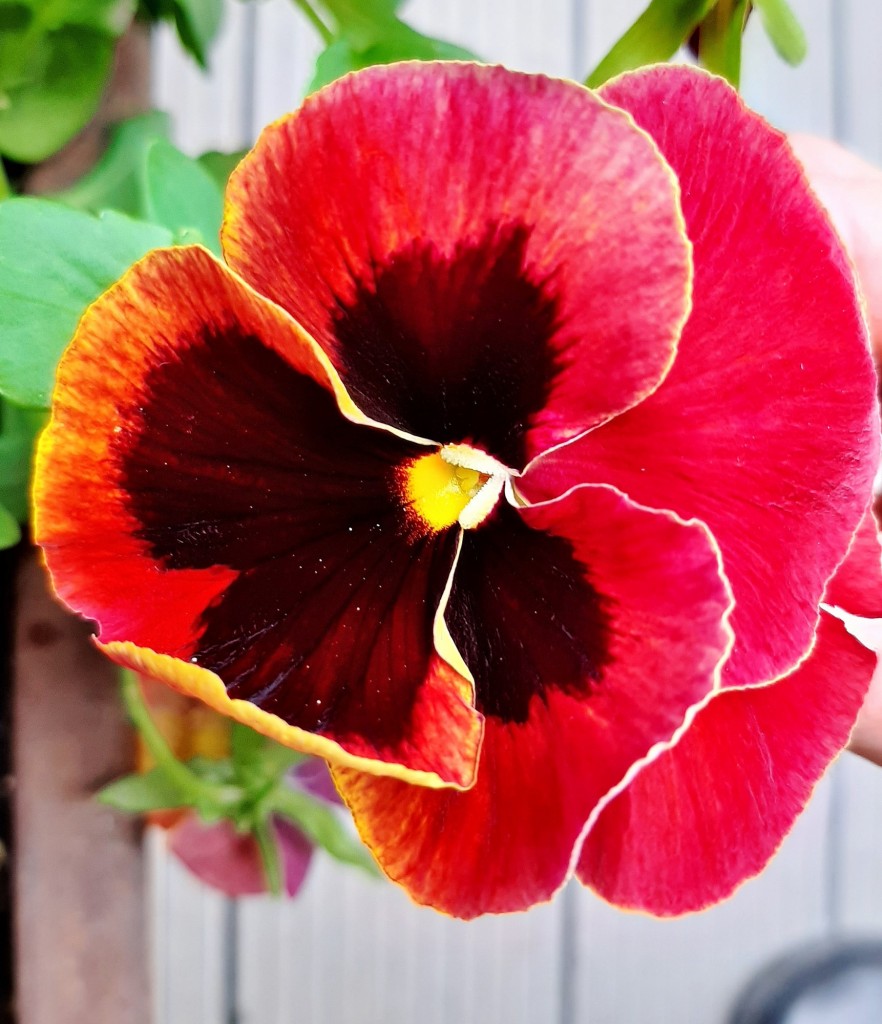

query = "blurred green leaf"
[308,20,479,93]
[98,765,195,813]
[0,398,44,526]
[752,0,807,65]
[52,111,172,216]
[138,0,222,67]
[197,148,245,189]
[0,502,19,549]
[0,1,135,162]
[0,29,115,162]
[42,0,135,34]
[0,199,173,405]
[586,0,716,87]
[318,0,405,44]
[271,785,379,876]
[142,139,224,255]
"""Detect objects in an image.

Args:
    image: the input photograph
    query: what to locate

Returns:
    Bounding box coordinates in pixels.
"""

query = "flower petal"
[223,62,691,469]
[525,66,879,689]
[169,815,313,898]
[577,613,875,915]
[35,246,481,788]
[334,486,733,917]
[825,508,882,619]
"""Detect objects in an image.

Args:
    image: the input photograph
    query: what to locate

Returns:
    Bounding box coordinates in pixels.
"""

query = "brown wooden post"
[13,555,150,1024]
[12,23,153,1024]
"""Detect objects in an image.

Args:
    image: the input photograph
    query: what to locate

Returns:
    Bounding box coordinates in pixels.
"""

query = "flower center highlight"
[402,444,507,532]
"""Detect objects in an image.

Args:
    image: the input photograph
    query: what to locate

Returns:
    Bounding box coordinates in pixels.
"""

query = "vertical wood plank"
[251,0,323,130]
[151,1,254,154]
[406,0,574,78]
[741,0,835,135]
[580,0,650,72]
[13,555,149,1024]
[834,753,882,933]
[147,829,231,1024]
[236,854,564,1024]
[832,0,882,161]
[571,775,835,1024]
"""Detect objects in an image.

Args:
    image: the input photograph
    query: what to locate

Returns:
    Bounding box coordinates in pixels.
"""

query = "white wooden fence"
[149,2,882,1021]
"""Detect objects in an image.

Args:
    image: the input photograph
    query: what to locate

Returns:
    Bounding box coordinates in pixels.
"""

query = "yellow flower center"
[402,444,506,532]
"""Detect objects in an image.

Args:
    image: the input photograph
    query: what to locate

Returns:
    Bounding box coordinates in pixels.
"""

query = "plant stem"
[118,669,237,807]
[0,161,10,201]
[253,818,283,896]
[290,0,334,44]
[699,0,750,87]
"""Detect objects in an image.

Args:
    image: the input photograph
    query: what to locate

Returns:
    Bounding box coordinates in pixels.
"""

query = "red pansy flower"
[34,63,880,918]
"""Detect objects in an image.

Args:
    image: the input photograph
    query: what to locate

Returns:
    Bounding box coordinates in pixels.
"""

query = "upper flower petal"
[34,246,481,788]
[525,66,880,689]
[333,485,733,917]
[577,613,875,915]
[222,62,692,470]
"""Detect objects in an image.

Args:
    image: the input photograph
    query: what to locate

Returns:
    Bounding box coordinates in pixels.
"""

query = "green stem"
[698,0,750,87]
[0,161,10,201]
[253,818,283,896]
[119,669,238,808]
[290,0,334,44]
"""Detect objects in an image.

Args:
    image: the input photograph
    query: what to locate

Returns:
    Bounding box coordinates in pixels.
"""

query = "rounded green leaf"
[142,139,225,255]
[0,502,20,549]
[0,199,173,406]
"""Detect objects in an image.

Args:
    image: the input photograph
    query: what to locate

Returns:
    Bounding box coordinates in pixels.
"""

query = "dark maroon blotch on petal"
[331,223,561,468]
[446,503,610,724]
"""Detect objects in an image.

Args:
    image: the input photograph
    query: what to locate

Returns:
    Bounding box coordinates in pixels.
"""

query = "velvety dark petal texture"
[334,486,733,917]
[223,62,692,468]
[578,615,875,915]
[525,66,880,690]
[35,247,481,787]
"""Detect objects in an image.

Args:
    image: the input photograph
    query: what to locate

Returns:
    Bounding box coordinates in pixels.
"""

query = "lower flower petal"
[35,246,481,787]
[577,614,874,915]
[334,486,733,917]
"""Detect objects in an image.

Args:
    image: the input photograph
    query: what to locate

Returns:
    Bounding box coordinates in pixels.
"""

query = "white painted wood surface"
[149,2,882,1021]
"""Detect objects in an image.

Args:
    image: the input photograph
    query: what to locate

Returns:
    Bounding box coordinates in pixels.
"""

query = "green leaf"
[98,766,195,813]
[317,0,405,44]
[0,199,173,406]
[197,148,246,189]
[142,0,223,67]
[308,23,479,94]
[586,0,717,87]
[142,139,224,255]
[0,398,44,524]
[271,786,380,876]
[0,27,116,163]
[52,111,172,216]
[751,0,807,66]
[41,0,136,35]
[0,502,20,549]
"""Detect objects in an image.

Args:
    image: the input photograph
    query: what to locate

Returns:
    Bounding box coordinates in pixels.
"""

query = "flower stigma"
[402,443,508,533]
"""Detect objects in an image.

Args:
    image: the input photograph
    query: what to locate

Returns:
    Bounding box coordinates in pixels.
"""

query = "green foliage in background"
[0,0,135,163]
[587,0,806,89]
